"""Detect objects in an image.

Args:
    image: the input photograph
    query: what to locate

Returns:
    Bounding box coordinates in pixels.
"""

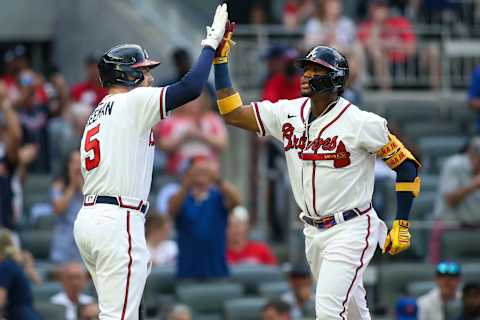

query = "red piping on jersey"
[339,214,371,320]
[300,98,309,123]
[253,102,266,136]
[159,87,165,119]
[121,211,133,320]
[310,102,351,215]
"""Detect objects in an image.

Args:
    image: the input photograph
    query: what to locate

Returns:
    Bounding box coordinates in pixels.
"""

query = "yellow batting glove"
[383,220,411,255]
[214,21,236,64]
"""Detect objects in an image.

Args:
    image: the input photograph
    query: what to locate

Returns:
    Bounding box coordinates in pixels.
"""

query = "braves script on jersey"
[252,96,388,218]
[81,87,168,200]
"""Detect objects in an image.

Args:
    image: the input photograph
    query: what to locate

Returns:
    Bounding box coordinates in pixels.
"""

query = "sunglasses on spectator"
[436,261,461,276]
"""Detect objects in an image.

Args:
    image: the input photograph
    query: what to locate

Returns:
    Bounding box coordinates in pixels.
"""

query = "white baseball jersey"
[80,86,168,200]
[252,97,388,219]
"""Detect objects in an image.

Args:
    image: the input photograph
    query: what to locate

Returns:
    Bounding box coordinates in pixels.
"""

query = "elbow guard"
[377,134,421,169]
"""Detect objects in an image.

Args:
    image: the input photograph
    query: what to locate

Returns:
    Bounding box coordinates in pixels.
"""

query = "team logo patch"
[282,122,351,168]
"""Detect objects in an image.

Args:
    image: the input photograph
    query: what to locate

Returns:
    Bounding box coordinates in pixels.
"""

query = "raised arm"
[213,22,260,133]
[165,4,228,111]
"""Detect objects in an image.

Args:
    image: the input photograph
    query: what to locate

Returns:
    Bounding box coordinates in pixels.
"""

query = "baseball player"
[213,24,421,319]
[73,4,229,320]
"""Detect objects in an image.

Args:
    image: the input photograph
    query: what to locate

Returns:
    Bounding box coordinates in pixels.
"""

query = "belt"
[83,195,149,214]
[302,204,372,229]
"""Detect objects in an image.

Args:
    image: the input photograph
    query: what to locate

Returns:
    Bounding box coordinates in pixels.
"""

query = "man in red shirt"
[70,54,107,107]
[357,0,416,90]
[261,48,301,102]
[227,206,277,266]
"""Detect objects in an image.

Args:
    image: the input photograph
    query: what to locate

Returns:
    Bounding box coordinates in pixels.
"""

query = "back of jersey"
[80,87,168,200]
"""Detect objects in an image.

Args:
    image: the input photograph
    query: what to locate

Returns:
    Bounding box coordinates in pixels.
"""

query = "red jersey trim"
[253,102,266,136]
[159,87,166,120]
[121,211,133,320]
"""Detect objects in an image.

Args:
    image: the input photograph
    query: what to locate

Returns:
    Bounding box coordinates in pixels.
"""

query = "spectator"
[44,67,70,119]
[281,266,314,320]
[262,299,292,320]
[261,48,301,102]
[227,206,277,266]
[304,0,357,52]
[78,303,99,320]
[468,65,480,134]
[50,150,84,264]
[50,262,95,320]
[0,228,39,320]
[145,214,178,267]
[457,282,480,320]
[169,156,241,279]
[0,82,22,230]
[417,261,462,320]
[167,304,192,320]
[49,102,90,177]
[71,54,107,107]
[156,91,228,175]
[357,0,416,90]
[229,0,271,24]
[16,70,50,173]
[282,0,315,30]
[395,297,418,320]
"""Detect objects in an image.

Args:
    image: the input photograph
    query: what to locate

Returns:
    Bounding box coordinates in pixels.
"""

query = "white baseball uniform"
[74,86,168,320]
[253,96,388,319]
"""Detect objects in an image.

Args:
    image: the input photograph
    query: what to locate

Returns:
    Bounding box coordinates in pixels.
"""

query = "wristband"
[217,93,242,115]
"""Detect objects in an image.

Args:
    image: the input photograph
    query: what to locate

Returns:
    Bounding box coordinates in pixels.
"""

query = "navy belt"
[302,204,372,229]
[84,195,148,214]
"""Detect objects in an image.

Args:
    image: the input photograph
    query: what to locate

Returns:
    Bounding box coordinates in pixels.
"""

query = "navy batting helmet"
[295,46,349,94]
[98,44,161,88]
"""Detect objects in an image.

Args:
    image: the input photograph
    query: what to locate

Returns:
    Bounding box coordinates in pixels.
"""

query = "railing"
[229,24,480,92]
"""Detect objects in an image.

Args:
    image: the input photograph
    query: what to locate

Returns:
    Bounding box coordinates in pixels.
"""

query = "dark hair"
[463,282,480,297]
[262,299,291,315]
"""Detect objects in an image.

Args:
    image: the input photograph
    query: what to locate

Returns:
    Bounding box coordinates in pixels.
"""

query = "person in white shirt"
[417,261,462,320]
[50,262,95,320]
[145,214,177,267]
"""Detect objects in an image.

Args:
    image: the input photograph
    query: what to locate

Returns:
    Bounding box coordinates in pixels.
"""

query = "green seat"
[19,230,52,260]
[143,266,175,313]
[419,136,467,173]
[35,303,66,319]
[258,281,290,299]
[33,214,56,230]
[404,122,461,144]
[195,313,223,320]
[231,264,285,294]
[462,263,480,282]
[441,231,480,261]
[23,174,51,215]
[377,263,435,309]
[411,191,436,220]
[224,297,267,320]
[418,174,438,193]
[176,282,244,314]
[386,104,441,123]
[407,281,435,297]
[32,282,62,303]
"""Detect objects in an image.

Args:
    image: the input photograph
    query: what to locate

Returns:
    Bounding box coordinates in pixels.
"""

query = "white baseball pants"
[304,210,387,320]
[74,204,151,320]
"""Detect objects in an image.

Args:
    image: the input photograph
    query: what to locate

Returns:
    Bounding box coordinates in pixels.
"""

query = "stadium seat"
[32,213,56,230]
[386,104,442,123]
[19,230,52,260]
[418,136,467,173]
[143,266,175,313]
[407,281,435,297]
[258,281,290,299]
[418,174,439,193]
[441,230,480,261]
[411,191,436,220]
[231,264,285,294]
[377,263,435,309]
[35,302,66,319]
[32,282,62,303]
[462,263,480,282]
[195,313,223,320]
[224,297,267,320]
[23,174,52,214]
[176,282,244,314]
[404,122,461,144]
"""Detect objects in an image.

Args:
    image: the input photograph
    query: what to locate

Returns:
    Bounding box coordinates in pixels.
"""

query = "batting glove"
[214,20,236,64]
[383,219,411,255]
[201,3,228,50]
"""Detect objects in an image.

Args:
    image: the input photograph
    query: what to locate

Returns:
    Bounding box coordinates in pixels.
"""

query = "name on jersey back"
[87,101,114,126]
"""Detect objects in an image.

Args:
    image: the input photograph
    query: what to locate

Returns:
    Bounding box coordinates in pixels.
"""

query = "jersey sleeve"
[251,100,283,141]
[127,86,169,132]
[356,111,389,153]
